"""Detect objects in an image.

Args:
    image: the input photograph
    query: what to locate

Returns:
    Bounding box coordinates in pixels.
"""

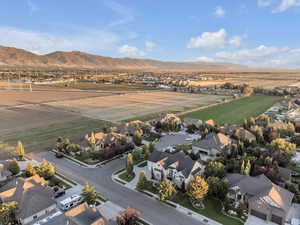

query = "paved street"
[33,152,204,225]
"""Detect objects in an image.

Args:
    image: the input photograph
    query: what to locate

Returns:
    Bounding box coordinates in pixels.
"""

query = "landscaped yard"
[171,192,243,225]
[118,171,135,182]
[182,95,282,125]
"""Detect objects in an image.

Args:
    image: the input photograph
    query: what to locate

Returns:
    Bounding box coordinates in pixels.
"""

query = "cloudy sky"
[1,0,300,68]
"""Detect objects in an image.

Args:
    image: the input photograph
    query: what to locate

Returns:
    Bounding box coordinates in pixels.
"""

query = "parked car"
[55,152,64,158]
[54,187,66,198]
[291,171,300,177]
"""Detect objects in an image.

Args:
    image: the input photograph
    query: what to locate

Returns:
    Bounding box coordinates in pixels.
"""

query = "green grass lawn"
[118,172,135,182]
[171,192,243,225]
[182,95,282,125]
[0,117,111,159]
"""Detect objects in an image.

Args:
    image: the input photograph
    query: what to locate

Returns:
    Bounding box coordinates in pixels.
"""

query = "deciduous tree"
[158,179,175,201]
[81,183,98,205]
[16,140,25,160]
[9,158,20,175]
[187,176,208,202]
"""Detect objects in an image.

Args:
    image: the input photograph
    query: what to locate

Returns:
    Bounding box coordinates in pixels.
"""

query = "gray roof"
[0,175,56,220]
[193,132,231,152]
[0,161,12,178]
[225,173,294,212]
[148,151,200,178]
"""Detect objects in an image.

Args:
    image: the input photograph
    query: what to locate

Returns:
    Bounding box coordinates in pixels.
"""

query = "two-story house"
[225,173,294,225]
[148,151,202,189]
[0,161,11,182]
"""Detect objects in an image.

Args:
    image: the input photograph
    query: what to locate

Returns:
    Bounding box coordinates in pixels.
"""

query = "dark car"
[291,171,300,177]
[54,189,66,198]
[55,152,64,158]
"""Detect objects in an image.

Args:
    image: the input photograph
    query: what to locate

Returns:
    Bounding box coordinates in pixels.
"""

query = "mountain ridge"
[0,45,246,70]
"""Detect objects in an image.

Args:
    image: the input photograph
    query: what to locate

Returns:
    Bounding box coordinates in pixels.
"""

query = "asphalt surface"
[34,152,204,225]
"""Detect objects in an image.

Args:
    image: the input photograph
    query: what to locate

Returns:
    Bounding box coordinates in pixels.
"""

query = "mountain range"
[0,45,246,70]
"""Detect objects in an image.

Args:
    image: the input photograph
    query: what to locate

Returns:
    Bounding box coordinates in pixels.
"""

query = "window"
[33,215,38,219]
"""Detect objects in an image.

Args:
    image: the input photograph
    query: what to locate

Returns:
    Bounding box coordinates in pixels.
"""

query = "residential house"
[233,128,256,143]
[183,118,203,129]
[148,151,202,189]
[118,120,152,136]
[85,132,126,151]
[192,133,232,157]
[0,175,56,224]
[0,161,11,182]
[160,113,182,127]
[225,173,294,225]
[219,124,239,136]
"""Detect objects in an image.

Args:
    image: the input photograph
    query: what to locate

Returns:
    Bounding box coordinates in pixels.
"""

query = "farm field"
[182,95,282,125]
[47,91,225,121]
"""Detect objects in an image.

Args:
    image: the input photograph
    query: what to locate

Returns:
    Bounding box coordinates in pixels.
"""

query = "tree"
[16,140,25,160]
[240,160,251,176]
[116,208,141,225]
[133,130,142,146]
[38,160,56,179]
[148,142,155,153]
[137,171,148,191]
[250,125,264,143]
[81,183,98,205]
[126,153,134,176]
[132,148,142,162]
[25,162,36,177]
[206,176,228,200]
[204,161,226,178]
[269,138,296,155]
[9,158,20,175]
[187,176,209,202]
[158,179,175,201]
[0,201,18,225]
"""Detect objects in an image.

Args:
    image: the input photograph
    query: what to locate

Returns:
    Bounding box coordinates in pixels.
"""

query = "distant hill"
[0,45,246,70]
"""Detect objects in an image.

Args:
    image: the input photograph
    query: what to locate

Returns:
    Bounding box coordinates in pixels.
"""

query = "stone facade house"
[0,175,56,224]
[148,151,202,189]
[225,173,294,225]
[192,133,232,158]
[233,128,256,143]
[0,161,11,182]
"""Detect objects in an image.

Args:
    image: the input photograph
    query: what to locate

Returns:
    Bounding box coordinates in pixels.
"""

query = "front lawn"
[118,172,135,182]
[171,192,243,225]
[182,95,282,125]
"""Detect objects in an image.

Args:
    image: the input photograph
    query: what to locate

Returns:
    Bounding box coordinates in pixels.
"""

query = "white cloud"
[272,0,300,13]
[187,29,243,49]
[145,41,156,51]
[0,26,119,55]
[27,0,39,14]
[118,45,146,57]
[214,6,225,17]
[258,0,272,8]
[106,1,135,27]
[195,56,215,62]
[214,45,300,68]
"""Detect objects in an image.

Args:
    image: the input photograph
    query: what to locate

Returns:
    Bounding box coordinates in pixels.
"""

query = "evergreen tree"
[25,162,36,177]
[133,130,142,146]
[9,158,20,175]
[187,176,209,202]
[81,183,98,205]
[158,179,175,201]
[148,142,155,153]
[16,140,25,160]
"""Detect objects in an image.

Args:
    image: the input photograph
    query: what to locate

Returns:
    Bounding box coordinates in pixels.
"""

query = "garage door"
[271,214,282,225]
[250,210,267,220]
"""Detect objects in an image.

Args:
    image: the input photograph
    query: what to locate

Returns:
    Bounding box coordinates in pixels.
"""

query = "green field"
[0,117,110,159]
[182,95,282,125]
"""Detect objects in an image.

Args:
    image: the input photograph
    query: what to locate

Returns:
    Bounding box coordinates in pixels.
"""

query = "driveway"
[245,216,277,225]
[33,152,205,225]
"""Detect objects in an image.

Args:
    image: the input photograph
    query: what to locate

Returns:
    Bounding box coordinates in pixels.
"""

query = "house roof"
[225,173,294,213]
[234,128,256,141]
[0,175,55,220]
[205,120,215,127]
[0,161,12,178]
[193,133,231,152]
[219,124,239,135]
[148,151,200,178]
[278,167,291,182]
[66,202,106,225]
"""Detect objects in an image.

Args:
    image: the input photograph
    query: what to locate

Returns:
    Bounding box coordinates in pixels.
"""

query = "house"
[160,113,182,127]
[0,161,12,182]
[268,120,288,131]
[86,132,126,151]
[205,119,215,129]
[219,124,239,136]
[118,120,152,136]
[0,175,56,224]
[148,151,202,189]
[233,128,256,143]
[225,173,294,225]
[183,118,203,129]
[192,133,232,157]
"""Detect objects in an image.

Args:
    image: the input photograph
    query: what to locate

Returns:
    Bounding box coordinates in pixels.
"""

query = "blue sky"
[0,0,300,68]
